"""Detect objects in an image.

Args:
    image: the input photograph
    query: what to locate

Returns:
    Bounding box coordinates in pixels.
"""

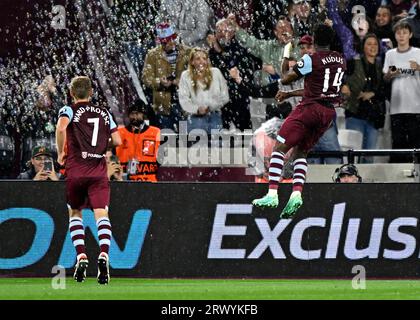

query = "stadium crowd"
[0,0,420,180]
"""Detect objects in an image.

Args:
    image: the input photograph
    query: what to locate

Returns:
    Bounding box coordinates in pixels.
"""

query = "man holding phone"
[17,146,59,181]
[383,20,420,163]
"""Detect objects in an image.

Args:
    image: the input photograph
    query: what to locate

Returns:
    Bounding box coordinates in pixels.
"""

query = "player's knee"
[275,142,290,154]
[69,209,82,219]
[93,207,109,220]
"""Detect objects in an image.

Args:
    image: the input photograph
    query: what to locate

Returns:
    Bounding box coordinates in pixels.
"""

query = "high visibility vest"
[115,125,160,182]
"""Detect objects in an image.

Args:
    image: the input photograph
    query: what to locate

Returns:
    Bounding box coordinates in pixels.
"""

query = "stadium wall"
[0,181,419,278]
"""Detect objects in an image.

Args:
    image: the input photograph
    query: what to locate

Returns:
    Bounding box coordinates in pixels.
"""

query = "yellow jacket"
[141,44,192,115]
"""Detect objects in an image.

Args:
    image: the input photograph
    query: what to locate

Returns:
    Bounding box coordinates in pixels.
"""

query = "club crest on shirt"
[82,152,87,159]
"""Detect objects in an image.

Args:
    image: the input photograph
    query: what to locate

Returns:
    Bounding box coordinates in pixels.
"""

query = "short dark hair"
[127,99,148,115]
[362,33,379,49]
[313,24,335,47]
[70,76,92,100]
[393,20,412,34]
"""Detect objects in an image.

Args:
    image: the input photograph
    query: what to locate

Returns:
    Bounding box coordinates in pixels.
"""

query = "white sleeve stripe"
[276,136,286,143]
[297,54,313,76]
[106,110,117,130]
[59,106,73,122]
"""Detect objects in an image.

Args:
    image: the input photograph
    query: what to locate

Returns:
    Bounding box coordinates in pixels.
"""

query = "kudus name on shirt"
[321,56,344,65]
[73,106,110,125]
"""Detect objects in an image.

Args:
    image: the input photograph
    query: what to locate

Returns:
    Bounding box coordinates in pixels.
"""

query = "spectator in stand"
[208,0,254,32]
[333,163,363,183]
[178,48,229,134]
[106,154,124,181]
[405,0,420,47]
[374,5,397,50]
[383,20,420,163]
[381,0,413,19]
[158,0,215,48]
[327,0,359,60]
[341,33,386,163]
[229,14,300,86]
[288,0,325,37]
[142,22,192,131]
[17,146,59,181]
[115,99,161,182]
[207,18,262,131]
[346,1,383,21]
[228,14,302,125]
[349,9,376,55]
[251,0,286,40]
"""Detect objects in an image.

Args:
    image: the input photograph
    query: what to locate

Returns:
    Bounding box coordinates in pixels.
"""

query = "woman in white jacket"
[178,48,229,134]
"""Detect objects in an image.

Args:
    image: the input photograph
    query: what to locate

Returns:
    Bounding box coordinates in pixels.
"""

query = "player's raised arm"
[281,54,313,86]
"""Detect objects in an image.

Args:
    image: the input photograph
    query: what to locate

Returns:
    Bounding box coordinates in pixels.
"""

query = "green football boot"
[280,192,303,218]
[252,193,279,208]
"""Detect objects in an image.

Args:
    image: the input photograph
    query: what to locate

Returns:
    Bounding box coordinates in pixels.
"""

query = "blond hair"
[188,48,213,94]
[70,76,92,100]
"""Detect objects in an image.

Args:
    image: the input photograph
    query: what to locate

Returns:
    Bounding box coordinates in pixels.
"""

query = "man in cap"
[17,146,59,180]
[115,99,161,182]
[142,22,192,131]
[333,164,362,183]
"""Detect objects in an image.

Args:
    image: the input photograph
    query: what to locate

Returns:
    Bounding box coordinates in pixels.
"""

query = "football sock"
[69,217,86,256]
[97,217,112,255]
[293,158,307,193]
[268,151,285,193]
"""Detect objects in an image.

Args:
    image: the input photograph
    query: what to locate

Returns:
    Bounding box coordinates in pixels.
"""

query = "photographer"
[341,33,386,163]
[106,153,124,181]
[17,146,59,181]
[141,22,192,131]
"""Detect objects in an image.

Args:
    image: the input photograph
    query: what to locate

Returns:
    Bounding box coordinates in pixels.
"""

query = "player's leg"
[70,209,89,282]
[66,180,89,282]
[252,105,306,209]
[94,208,112,285]
[280,147,307,218]
[252,141,291,208]
[88,178,112,285]
[278,103,336,218]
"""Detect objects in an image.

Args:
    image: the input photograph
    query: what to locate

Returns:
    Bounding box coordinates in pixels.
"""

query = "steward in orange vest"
[116,100,160,182]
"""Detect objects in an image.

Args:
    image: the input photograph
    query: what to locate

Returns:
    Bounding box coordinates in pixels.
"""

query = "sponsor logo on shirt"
[81,152,105,159]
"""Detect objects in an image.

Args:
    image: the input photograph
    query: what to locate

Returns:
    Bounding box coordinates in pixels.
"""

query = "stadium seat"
[338,129,363,151]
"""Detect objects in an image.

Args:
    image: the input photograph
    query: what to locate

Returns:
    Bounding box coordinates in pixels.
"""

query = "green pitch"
[0,278,420,300]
